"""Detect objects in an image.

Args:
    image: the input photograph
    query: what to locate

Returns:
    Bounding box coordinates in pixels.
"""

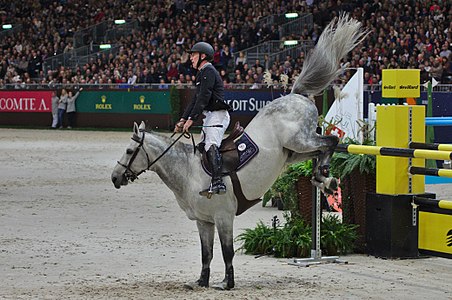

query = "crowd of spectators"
[0,0,451,89]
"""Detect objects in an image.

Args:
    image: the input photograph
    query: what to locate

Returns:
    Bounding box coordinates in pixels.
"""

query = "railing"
[279,14,314,37]
[43,45,118,73]
[73,21,109,48]
[44,19,139,73]
[256,13,313,39]
[233,40,315,66]
[43,45,94,73]
[73,20,139,47]
[104,20,139,43]
[69,45,120,67]
[0,24,23,40]
[1,83,451,92]
[363,84,452,93]
[255,14,291,38]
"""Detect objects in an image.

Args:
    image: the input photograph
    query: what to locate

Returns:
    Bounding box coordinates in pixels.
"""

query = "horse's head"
[111,121,151,189]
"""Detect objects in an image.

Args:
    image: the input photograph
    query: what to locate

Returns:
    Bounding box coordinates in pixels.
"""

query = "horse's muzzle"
[111,173,128,189]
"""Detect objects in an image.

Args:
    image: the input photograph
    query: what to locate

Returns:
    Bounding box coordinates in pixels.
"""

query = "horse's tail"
[291,13,367,95]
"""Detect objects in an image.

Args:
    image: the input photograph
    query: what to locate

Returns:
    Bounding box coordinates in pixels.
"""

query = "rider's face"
[190,52,202,69]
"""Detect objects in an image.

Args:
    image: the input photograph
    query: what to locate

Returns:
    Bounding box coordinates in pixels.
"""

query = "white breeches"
[201,110,230,152]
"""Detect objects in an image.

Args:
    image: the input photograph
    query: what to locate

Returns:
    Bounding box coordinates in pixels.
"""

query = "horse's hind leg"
[185,220,214,289]
[213,218,235,290]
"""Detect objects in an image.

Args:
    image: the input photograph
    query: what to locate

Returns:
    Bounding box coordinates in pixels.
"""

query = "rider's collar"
[199,62,211,70]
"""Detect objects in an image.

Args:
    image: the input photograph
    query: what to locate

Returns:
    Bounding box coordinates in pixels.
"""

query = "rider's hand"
[183,119,193,133]
[174,121,184,133]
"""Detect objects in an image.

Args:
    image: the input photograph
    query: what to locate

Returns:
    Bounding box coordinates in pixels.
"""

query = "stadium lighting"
[285,13,298,19]
[114,19,126,25]
[284,40,298,46]
[2,24,12,29]
[100,44,112,49]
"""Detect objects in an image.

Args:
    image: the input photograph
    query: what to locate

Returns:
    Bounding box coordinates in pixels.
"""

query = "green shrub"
[330,139,376,180]
[321,214,358,255]
[236,213,358,258]
[262,160,313,212]
[236,221,275,255]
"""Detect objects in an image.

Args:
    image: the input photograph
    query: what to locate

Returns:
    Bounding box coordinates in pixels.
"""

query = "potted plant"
[291,160,315,224]
[236,213,358,258]
[236,213,312,258]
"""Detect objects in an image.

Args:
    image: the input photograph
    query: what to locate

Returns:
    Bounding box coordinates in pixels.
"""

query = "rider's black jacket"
[182,63,231,121]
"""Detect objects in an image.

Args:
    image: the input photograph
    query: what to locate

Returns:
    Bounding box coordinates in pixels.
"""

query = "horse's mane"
[142,131,197,155]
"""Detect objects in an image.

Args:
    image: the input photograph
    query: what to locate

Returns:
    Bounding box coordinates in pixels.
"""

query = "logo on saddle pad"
[201,133,259,176]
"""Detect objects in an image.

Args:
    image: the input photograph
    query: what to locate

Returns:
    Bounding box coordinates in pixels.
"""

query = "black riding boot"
[200,145,226,197]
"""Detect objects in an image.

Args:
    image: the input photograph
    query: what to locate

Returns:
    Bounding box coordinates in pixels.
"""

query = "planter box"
[296,176,313,224]
[341,170,376,253]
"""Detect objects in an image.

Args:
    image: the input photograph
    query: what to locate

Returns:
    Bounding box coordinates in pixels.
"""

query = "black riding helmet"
[188,42,214,68]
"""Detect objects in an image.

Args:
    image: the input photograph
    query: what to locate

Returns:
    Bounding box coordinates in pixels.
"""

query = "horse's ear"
[133,122,139,135]
[139,121,146,131]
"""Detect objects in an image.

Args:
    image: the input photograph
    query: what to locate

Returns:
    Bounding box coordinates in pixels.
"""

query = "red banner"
[0,91,52,113]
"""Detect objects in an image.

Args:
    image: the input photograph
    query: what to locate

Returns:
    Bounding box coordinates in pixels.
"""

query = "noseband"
[117,130,194,182]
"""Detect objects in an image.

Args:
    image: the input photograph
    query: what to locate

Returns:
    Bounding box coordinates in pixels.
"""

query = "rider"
[174,41,232,197]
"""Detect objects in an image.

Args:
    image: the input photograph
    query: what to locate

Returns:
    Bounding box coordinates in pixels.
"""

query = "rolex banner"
[76,91,171,114]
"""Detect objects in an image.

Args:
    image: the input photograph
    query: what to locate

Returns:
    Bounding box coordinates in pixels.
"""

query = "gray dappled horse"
[111,15,365,290]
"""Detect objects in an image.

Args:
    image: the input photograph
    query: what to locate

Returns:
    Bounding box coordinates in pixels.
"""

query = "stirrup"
[199,183,226,199]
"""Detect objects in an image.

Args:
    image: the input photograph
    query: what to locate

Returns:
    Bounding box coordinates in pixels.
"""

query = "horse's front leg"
[213,217,235,290]
[312,135,339,195]
[185,220,214,289]
[286,132,339,195]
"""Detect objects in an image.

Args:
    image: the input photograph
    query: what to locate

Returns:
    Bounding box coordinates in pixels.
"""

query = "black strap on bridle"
[117,130,196,182]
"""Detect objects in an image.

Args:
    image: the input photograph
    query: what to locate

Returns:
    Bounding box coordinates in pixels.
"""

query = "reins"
[118,130,195,182]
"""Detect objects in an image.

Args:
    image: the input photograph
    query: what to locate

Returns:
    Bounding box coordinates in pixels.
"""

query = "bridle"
[117,129,194,182]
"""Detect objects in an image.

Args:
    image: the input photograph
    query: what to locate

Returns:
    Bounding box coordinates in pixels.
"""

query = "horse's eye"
[126,149,134,155]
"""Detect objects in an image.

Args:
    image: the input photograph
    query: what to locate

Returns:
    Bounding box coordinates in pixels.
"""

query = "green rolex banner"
[76,91,171,114]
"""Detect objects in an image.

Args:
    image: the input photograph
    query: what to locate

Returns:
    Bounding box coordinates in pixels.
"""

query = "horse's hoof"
[211,281,233,290]
[184,282,197,290]
[184,281,207,290]
[323,178,338,195]
[327,177,338,191]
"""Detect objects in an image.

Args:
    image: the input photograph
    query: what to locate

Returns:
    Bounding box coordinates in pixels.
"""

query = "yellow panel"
[418,211,452,254]
[376,105,425,194]
[382,69,420,98]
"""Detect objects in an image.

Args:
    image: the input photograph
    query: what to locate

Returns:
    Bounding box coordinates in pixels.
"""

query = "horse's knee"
[319,164,330,177]
[329,135,339,146]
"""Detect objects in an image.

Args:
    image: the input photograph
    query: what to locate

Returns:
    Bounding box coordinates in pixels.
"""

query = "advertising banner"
[382,69,420,98]
[225,90,285,115]
[76,91,171,114]
[0,91,52,113]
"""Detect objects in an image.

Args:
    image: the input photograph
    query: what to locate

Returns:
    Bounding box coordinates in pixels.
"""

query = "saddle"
[200,122,261,215]
[201,121,244,175]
